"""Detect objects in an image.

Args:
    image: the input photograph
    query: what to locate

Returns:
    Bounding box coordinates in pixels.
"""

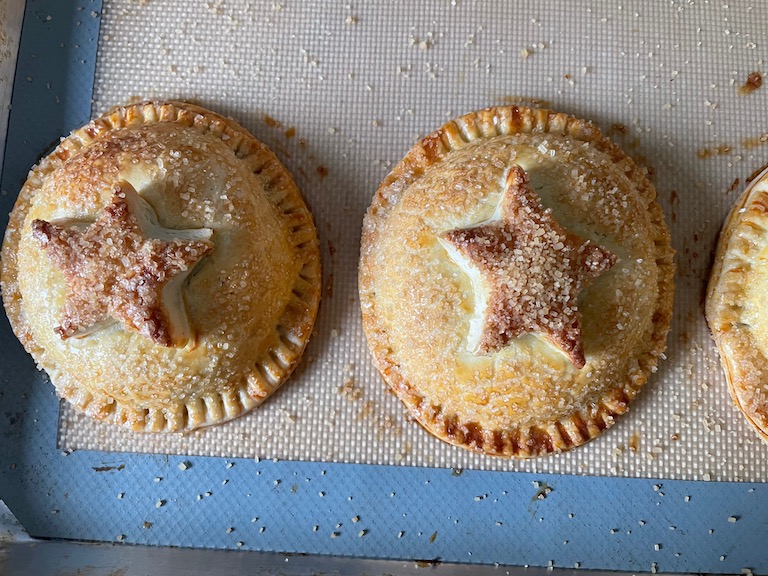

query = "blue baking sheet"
[1,1,767,573]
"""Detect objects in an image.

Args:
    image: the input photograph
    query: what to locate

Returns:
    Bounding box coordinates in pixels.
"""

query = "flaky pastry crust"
[1,101,321,432]
[359,106,675,458]
[706,166,768,444]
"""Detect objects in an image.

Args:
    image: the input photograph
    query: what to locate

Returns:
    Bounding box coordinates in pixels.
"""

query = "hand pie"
[359,106,675,458]
[1,101,321,432]
[706,166,768,443]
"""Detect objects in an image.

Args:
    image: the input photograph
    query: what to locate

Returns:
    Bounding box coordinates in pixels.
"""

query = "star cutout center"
[441,165,617,368]
[32,182,214,347]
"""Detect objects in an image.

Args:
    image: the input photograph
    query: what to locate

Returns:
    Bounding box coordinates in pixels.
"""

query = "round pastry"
[1,101,321,432]
[359,106,675,458]
[706,166,768,444]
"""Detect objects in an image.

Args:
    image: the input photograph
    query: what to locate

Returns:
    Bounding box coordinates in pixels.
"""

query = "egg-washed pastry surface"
[359,106,675,458]
[707,166,768,444]
[1,101,321,433]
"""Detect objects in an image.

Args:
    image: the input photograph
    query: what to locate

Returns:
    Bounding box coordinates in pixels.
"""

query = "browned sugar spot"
[696,145,732,159]
[263,114,282,128]
[442,165,617,369]
[32,183,213,347]
[738,71,763,95]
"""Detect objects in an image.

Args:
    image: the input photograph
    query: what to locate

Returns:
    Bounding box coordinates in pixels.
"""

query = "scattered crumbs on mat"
[312,525,319,532]
[358,529,367,537]
[225,462,234,469]
[533,481,553,500]
[117,492,124,499]
[352,515,360,523]
[236,541,244,548]
[259,527,265,533]
[398,531,404,538]
[728,516,740,523]
[319,491,326,497]
[654,543,662,551]
[331,531,339,538]
[226,527,234,533]
[651,562,658,574]
[143,521,152,529]
[222,479,229,485]
[153,477,162,483]
[338,364,362,400]
[429,531,437,543]
[116,534,125,542]
[738,71,763,95]
[155,500,165,508]
[178,461,190,471]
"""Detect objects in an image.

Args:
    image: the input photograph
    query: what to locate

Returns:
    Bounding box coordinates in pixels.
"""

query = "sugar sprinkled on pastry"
[441,165,617,367]
[706,166,768,444]
[1,101,322,433]
[31,182,213,347]
[359,106,675,458]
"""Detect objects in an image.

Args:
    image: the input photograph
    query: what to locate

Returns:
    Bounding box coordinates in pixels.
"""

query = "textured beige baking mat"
[58,0,768,481]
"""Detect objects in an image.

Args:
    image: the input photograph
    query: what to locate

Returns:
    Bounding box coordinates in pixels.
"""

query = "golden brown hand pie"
[359,106,675,458]
[706,166,768,444]
[1,101,321,432]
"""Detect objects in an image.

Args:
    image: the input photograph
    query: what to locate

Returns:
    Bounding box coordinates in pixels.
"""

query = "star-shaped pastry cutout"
[441,165,617,368]
[31,182,214,348]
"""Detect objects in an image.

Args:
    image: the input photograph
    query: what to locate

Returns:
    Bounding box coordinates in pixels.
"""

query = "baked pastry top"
[1,101,321,432]
[706,166,768,444]
[359,106,675,458]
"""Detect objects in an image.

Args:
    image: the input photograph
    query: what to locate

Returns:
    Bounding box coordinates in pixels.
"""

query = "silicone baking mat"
[51,0,768,481]
[5,2,768,573]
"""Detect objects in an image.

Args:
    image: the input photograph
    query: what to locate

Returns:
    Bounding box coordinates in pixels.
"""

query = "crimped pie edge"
[359,106,675,458]
[0,100,322,433]
[706,165,768,443]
